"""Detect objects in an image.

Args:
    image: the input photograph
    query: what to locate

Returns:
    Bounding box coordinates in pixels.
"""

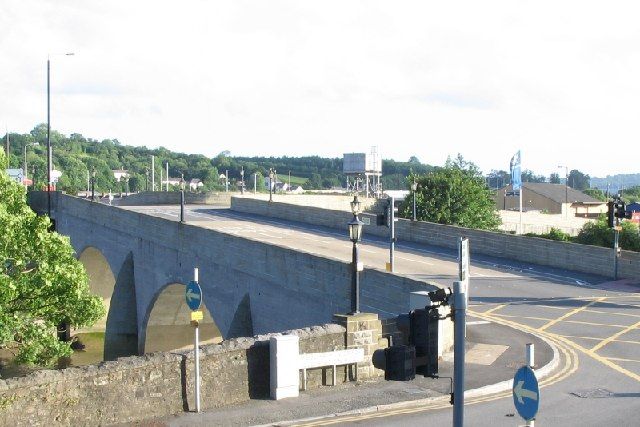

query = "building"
[112,169,130,182]
[495,182,607,217]
[627,202,640,224]
[189,178,204,191]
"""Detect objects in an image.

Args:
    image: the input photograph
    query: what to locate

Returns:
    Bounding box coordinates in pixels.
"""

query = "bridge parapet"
[230,196,640,280]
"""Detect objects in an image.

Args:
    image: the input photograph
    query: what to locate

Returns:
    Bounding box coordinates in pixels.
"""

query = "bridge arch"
[77,246,138,360]
[143,283,222,353]
[78,246,115,331]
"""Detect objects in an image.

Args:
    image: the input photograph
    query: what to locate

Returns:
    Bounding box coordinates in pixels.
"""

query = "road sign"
[459,238,469,282]
[513,365,539,421]
[185,280,202,311]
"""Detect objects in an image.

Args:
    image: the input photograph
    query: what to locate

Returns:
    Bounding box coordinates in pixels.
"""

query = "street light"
[23,142,39,189]
[47,52,74,219]
[90,169,96,202]
[240,167,245,195]
[180,173,185,223]
[269,168,275,202]
[348,194,364,314]
[558,165,568,218]
[411,179,418,221]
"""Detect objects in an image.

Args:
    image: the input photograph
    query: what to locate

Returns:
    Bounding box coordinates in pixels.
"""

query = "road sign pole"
[453,280,467,427]
[390,197,395,272]
[526,343,535,368]
[613,227,619,280]
[193,267,201,413]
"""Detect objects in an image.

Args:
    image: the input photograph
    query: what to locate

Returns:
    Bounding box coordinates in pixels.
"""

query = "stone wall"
[231,197,640,280]
[114,191,232,206]
[0,324,352,426]
[235,193,379,211]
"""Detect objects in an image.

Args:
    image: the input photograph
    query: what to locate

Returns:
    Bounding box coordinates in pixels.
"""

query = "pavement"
[125,315,555,427]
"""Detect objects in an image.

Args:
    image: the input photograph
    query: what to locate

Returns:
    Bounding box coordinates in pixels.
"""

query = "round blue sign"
[185,280,202,311]
[513,366,539,421]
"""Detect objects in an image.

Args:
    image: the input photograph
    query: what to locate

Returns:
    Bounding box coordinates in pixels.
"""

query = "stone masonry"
[333,313,386,380]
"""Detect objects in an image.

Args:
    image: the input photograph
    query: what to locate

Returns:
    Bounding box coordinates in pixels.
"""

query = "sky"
[1,1,639,178]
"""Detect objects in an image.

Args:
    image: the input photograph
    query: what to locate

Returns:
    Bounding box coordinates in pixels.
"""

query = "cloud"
[1,1,639,177]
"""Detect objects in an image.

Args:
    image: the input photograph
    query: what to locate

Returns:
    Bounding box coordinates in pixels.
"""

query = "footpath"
[124,317,554,427]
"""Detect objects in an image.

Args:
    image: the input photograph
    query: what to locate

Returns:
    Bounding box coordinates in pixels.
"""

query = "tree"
[401,156,501,230]
[582,188,607,201]
[568,169,590,190]
[575,215,640,251]
[549,173,561,184]
[0,151,104,366]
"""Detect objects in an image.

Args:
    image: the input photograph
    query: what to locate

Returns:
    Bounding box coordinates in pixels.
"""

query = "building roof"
[507,182,604,204]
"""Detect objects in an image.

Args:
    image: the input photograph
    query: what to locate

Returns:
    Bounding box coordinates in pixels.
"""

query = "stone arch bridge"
[29,193,432,360]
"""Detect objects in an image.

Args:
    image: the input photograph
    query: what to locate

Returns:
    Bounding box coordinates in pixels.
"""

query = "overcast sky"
[1,1,639,178]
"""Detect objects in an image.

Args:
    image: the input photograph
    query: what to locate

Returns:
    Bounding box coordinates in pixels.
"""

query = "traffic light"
[410,307,440,377]
[607,201,615,228]
[377,212,387,226]
[372,306,441,381]
[614,199,629,219]
[376,345,416,381]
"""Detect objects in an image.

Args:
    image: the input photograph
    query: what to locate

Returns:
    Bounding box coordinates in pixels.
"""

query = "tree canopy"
[400,155,501,230]
[0,151,104,365]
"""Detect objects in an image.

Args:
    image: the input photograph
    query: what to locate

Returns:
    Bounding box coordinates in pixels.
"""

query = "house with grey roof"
[494,182,607,217]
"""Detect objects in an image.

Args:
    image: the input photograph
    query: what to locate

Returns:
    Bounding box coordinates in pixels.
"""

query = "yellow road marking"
[590,319,640,352]
[297,311,577,427]
[483,304,506,315]
[538,297,606,331]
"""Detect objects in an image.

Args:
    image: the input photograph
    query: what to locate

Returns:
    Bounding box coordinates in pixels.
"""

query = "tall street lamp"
[90,169,96,201]
[23,142,39,189]
[411,179,418,221]
[47,52,74,219]
[348,194,364,314]
[558,165,568,218]
[180,173,185,223]
[269,168,275,202]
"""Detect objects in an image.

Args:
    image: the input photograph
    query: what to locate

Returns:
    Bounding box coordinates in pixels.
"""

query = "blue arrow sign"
[513,365,539,421]
[185,280,202,311]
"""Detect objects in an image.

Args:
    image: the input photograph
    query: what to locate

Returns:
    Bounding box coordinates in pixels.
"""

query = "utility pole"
[151,155,155,191]
[452,280,467,427]
[165,161,169,191]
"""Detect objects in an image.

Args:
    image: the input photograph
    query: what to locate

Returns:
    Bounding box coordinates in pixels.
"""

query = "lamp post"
[269,168,275,202]
[240,167,245,194]
[180,173,185,223]
[90,169,96,201]
[348,195,364,314]
[47,53,74,219]
[411,179,418,221]
[23,142,39,189]
[558,165,568,218]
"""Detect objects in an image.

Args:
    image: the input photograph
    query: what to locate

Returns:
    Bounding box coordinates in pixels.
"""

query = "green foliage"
[0,151,105,366]
[621,186,640,204]
[568,169,590,190]
[525,227,571,242]
[401,155,501,230]
[582,188,607,201]
[575,215,640,251]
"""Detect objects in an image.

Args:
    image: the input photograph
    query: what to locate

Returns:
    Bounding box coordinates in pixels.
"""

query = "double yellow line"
[296,310,577,426]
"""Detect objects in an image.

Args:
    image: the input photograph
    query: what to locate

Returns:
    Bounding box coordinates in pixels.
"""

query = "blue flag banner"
[510,150,522,191]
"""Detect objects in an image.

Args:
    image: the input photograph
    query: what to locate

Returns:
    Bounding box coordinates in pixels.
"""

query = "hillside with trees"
[3,125,434,194]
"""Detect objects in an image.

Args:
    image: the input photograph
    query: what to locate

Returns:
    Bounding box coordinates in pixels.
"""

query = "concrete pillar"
[333,313,385,380]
